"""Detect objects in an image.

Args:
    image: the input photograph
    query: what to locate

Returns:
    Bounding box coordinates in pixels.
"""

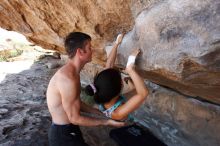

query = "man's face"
[82,40,92,63]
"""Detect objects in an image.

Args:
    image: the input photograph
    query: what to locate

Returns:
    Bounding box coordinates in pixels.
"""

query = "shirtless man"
[47,32,124,146]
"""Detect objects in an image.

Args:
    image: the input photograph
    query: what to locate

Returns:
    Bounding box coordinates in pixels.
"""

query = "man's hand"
[115,33,124,45]
[106,119,125,127]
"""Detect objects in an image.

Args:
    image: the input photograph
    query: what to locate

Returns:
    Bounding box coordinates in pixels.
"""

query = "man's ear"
[76,48,86,59]
[76,48,83,56]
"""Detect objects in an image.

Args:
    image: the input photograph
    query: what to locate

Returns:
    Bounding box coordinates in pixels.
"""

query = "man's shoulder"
[56,71,74,83]
[56,68,78,84]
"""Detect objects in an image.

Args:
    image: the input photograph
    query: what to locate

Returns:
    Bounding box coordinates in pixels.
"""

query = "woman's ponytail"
[85,84,97,96]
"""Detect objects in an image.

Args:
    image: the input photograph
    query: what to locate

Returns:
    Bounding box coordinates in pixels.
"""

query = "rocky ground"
[0,48,118,146]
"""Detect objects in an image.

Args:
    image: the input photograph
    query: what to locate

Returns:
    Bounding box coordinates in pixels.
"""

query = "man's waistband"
[51,122,78,128]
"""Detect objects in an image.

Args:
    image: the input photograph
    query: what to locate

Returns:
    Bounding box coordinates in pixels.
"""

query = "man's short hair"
[64,32,91,58]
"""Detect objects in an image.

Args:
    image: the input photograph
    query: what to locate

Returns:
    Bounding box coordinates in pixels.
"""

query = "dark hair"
[85,68,122,104]
[64,32,91,58]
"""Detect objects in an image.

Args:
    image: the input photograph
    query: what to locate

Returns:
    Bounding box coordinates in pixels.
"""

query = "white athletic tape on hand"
[116,34,123,44]
[126,55,136,67]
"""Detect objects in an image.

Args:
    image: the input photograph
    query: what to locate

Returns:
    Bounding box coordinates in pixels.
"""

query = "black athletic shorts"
[48,123,89,146]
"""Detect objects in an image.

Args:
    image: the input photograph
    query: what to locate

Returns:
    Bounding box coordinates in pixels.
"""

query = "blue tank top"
[99,96,134,121]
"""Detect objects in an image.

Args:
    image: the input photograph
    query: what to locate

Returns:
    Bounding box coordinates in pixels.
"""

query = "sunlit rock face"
[0,0,220,145]
[0,0,134,54]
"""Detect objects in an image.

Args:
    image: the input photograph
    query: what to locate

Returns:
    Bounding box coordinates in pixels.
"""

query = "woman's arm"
[105,33,124,69]
[112,49,149,120]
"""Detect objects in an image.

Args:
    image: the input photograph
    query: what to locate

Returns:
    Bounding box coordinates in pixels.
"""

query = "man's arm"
[105,34,124,69]
[58,76,124,127]
[80,101,103,116]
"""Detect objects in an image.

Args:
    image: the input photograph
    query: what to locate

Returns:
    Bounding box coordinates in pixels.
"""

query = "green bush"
[0,49,23,62]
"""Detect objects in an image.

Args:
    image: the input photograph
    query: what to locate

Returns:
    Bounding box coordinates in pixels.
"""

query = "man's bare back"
[47,63,78,125]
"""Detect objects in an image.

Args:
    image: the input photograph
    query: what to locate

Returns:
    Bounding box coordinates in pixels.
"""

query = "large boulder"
[117,0,220,104]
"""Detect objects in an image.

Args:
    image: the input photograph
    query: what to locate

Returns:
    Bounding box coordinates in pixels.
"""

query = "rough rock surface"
[134,81,220,146]
[0,0,134,54]
[0,55,55,145]
[117,0,220,104]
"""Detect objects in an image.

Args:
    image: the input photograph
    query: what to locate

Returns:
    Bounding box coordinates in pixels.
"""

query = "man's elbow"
[69,115,81,125]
